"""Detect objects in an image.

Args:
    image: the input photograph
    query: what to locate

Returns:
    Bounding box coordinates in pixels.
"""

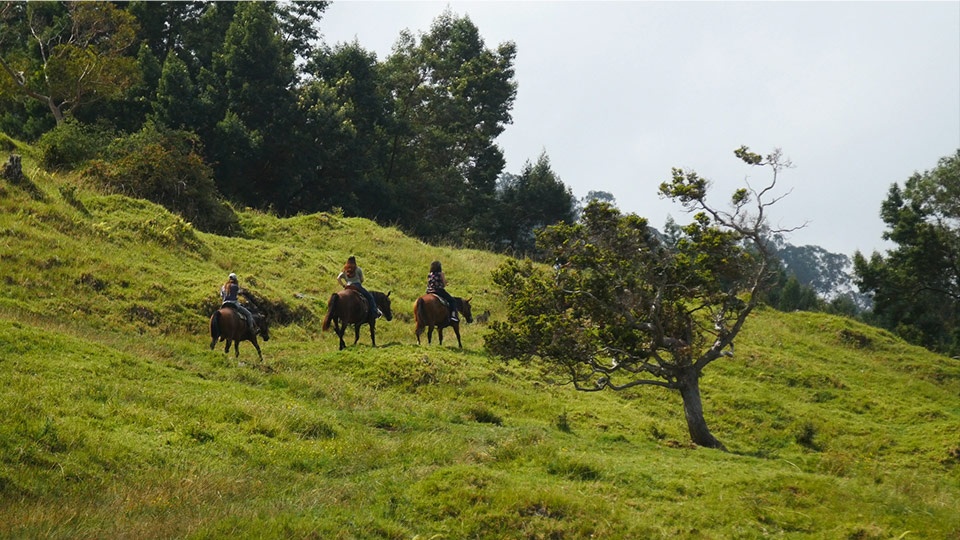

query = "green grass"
[1,140,958,538]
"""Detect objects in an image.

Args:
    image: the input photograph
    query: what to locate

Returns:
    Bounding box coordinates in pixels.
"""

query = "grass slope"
[1,141,958,539]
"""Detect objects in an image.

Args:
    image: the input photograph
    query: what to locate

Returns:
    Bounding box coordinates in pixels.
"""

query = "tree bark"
[677,367,727,450]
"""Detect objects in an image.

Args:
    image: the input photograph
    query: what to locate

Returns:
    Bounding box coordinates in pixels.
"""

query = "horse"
[209,305,270,361]
[321,288,393,350]
[413,294,473,348]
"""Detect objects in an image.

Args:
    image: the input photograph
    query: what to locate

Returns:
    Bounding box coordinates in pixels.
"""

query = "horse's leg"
[331,318,342,350]
[234,340,240,357]
[224,340,231,354]
[250,337,263,362]
[352,323,361,345]
[368,321,376,347]
[210,313,219,350]
[335,320,346,350]
[415,323,423,345]
[438,326,444,345]
[453,322,462,348]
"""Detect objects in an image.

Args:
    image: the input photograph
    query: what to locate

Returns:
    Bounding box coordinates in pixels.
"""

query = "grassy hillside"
[1,141,959,539]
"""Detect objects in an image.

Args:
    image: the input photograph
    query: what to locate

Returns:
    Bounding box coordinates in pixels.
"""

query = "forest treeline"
[2,1,958,355]
[0,1,576,251]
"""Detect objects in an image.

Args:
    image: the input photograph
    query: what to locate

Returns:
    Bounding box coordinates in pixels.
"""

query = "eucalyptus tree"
[486,147,799,449]
[0,1,141,125]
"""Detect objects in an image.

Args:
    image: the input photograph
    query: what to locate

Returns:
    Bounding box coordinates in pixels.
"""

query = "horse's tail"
[321,293,338,332]
[209,310,221,349]
[414,297,425,326]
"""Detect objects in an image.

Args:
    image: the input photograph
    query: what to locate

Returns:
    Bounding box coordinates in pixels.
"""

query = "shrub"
[36,121,115,170]
[84,123,240,235]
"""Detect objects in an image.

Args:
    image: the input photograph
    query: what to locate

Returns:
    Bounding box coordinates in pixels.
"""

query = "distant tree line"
[0,1,576,250]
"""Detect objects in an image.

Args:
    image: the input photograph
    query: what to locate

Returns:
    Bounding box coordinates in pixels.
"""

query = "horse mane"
[239,289,262,313]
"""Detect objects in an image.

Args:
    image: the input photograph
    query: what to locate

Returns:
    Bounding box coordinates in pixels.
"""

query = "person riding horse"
[337,256,381,320]
[220,273,258,333]
[426,260,458,322]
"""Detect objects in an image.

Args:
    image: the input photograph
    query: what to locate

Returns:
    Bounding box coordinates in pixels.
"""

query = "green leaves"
[734,145,763,165]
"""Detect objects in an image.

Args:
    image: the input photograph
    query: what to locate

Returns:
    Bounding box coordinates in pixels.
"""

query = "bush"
[84,123,240,235]
[36,121,115,170]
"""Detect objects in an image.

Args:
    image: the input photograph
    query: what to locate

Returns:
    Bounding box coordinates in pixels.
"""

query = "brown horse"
[413,294,473,348]
[321,288,393,350]
[209,305,270,361]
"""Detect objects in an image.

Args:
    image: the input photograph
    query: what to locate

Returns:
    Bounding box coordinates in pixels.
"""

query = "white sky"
[318,1,960,257]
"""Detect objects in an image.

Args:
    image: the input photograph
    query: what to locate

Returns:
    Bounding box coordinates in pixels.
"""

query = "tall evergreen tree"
[495,152,577,255]
[854,150,960,354]
[152,52,199,132]
[296,41,390,217]
[207,1,298,208]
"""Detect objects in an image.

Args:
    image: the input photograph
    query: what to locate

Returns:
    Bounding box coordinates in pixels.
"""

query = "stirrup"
[450,313,459,322]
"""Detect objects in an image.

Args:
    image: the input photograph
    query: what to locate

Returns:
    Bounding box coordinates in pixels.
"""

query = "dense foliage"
[854,149,960,355]
[0,0,577,251]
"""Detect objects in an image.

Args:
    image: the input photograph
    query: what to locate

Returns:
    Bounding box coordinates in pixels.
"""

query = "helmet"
[228,273,237,281]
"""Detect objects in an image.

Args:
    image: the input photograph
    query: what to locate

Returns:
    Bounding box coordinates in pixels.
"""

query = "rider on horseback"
[426,260,458,322]
[221,273,258,333]
[337,256,381,319]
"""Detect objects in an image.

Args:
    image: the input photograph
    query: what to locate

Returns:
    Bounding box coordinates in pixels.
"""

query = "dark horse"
[321,288,393,350]
[209,305,270,361]
[414,294,473,348]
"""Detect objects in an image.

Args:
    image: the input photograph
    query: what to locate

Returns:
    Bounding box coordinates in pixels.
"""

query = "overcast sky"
[318,1,960,257]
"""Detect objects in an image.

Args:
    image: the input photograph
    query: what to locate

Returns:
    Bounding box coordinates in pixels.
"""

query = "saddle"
[428,293,449,308]
[220,301,248,322]
[344,285,369,311]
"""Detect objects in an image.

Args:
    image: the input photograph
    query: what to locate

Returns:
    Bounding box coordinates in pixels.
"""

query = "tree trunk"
[46,97,64,125]
[677,367,727,450]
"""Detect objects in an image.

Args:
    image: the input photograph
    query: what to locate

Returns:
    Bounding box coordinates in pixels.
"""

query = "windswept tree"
[0,1,141,125]
[854,149,960,354]
[486,147,799,449]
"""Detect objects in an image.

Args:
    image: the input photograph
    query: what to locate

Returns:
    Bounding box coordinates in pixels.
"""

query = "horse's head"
[459,297,473,323]
[378,291,393,321]
[255,312,270,341]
